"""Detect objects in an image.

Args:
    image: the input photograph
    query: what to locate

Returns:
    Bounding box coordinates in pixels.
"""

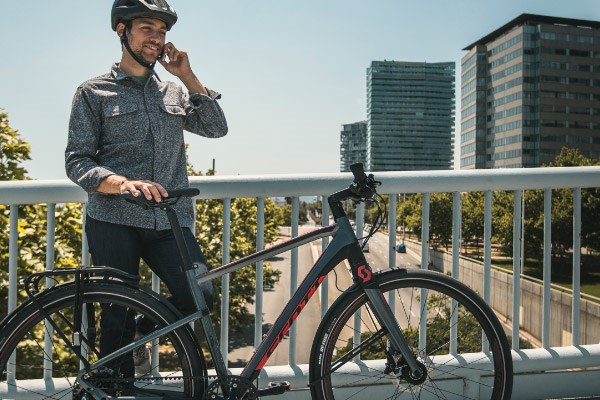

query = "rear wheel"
[309,269,512,399]
[0,281,206,399]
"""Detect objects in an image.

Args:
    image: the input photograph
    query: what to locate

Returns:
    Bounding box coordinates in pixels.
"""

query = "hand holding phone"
[157,42,191,77]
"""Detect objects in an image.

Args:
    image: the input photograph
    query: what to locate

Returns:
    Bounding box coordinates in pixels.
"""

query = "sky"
[1,1,599,180]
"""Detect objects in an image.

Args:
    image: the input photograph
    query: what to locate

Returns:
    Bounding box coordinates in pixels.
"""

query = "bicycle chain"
[88,374,211,385]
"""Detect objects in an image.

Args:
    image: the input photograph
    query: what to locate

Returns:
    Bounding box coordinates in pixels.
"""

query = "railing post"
[572,188,581,346]
[450,192,461,355]
[221,198,231,363]
[254,197,265,348]
[353,202,365,362]
[8,204,18,383]
[420,193,430,352]
[320,196,330,319]
[512,190,522,350]
[80,206,90,370]
[483,191,492,353]
[388,194,397,271]
[44,203,56,380]
[289,197,299,365]
[483,191,492,304]
[542,188,552,348]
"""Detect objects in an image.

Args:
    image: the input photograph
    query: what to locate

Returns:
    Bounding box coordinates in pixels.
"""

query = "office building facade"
[340,121,367,172]
[461,14,600,169]
[366,61,455,171]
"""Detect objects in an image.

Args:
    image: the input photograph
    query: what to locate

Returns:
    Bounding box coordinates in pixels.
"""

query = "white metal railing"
[1,167,600,399]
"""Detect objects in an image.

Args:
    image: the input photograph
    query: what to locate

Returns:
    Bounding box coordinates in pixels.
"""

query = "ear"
[116,22,126,37]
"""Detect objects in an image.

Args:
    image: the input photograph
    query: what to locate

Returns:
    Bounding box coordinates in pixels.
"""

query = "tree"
[397,193,453,249]
[279,198,309,226]
[462,192,485,256]
[546,148,600,254]
[489,148,600,258]
[0,111,30,181]
[1,111,84,321]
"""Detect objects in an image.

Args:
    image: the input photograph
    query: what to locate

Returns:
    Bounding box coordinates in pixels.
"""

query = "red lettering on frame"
[255,275,327,371]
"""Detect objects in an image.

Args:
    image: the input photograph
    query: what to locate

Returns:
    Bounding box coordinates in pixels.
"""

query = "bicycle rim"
[0,282,206,399]
[310,269,512,400]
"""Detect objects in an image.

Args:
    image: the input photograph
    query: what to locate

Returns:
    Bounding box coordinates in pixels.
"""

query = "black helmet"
[111,0,178,31]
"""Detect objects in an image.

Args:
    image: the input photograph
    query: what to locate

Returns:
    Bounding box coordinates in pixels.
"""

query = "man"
[65,0,227,378]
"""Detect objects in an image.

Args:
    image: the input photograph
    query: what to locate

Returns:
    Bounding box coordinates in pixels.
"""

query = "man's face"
[118,18,168,63]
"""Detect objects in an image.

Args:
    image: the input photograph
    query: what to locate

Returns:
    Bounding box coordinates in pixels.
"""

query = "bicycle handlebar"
[348,163,380,201]
[120,187,200,209]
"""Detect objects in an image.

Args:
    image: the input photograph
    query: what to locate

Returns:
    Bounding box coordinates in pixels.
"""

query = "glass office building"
[366,61,455,171]
[461,14,600,169]
[340,121,367,172]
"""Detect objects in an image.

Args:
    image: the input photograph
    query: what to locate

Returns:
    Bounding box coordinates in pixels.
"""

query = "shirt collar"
[110,63,161,82]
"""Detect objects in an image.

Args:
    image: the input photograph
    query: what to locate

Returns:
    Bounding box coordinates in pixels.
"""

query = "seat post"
[161,204,194,271]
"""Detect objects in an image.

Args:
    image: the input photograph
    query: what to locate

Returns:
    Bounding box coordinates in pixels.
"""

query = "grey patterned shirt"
[65,64,228,230]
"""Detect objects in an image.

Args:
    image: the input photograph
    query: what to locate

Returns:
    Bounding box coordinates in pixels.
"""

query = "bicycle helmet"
[111,0,178,31]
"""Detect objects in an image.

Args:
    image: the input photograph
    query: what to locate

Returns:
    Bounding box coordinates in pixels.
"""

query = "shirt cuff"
[79,167,116,193]
[189,88,221,104]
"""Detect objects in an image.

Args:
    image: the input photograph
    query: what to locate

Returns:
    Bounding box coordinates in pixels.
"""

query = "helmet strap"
[120,24,156,71]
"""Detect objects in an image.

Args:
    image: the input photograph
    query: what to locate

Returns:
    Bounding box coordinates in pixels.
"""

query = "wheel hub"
[401,361,428,385]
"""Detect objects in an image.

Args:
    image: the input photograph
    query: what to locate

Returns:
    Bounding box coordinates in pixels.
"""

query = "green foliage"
[397,193,453,249]
[1,111,84,321]
[279,198,309,226]
[491,148,600,257]
[0,111,30,180]
[462,192,485,256]
[396,148,600,260]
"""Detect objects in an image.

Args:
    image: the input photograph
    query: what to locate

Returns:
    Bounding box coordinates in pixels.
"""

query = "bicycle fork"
[351,256,424,381]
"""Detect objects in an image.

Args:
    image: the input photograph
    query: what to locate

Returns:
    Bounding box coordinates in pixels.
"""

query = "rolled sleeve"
[184,88,228,138]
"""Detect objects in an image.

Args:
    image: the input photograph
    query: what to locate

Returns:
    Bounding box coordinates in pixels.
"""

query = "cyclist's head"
[111,0,177,70]
[111,0,177,32]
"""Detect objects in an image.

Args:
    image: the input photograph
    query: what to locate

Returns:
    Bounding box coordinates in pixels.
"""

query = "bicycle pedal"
[258,381,291,396]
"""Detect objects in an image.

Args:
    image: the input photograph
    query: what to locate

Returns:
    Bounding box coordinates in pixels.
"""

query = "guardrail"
[1,167,600,399]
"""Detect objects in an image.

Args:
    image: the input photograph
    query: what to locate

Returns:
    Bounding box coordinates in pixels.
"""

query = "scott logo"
[357,265,372,283]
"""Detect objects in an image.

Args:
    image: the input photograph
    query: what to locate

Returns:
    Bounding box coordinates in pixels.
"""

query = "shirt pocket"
[101,102,148,144]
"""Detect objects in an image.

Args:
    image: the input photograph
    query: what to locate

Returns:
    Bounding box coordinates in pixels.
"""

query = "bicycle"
[0,163,513,399]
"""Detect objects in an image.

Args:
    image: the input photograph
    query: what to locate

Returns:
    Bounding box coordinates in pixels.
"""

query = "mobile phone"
[158,48,165,60]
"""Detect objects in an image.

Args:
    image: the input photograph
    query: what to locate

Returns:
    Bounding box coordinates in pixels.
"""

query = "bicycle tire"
[0,280,207,399]
[309,268,513,400]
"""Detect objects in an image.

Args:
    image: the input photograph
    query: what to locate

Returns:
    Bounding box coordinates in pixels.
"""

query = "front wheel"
[309,269,512,400]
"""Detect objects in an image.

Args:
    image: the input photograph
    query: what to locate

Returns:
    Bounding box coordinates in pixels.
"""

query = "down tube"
[241,227,354,380]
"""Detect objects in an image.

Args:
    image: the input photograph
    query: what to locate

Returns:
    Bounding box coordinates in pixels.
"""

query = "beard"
[129,38,161,63]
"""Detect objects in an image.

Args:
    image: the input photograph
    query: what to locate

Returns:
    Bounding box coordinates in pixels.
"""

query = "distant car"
[396,243,406,253]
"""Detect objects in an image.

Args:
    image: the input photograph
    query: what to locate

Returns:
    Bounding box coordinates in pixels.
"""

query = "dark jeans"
[85,216,213,377]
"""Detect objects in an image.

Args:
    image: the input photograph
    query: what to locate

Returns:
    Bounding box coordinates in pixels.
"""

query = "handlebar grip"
[119,188,200,208]
[165,188,200,198]
[350,163,368,183]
